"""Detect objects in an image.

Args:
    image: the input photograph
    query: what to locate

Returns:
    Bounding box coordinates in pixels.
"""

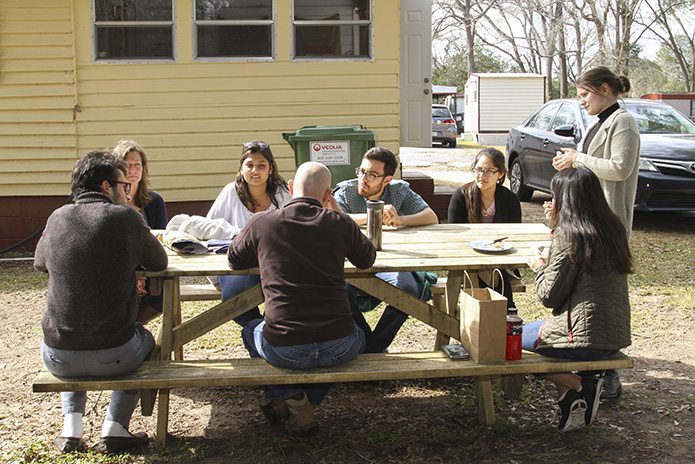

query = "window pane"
[294,0,370,21]
[96,27,173,59]
[295,25,369,57]
[197,25,271,57]
[95,0,172,21]
[195,0,272,20]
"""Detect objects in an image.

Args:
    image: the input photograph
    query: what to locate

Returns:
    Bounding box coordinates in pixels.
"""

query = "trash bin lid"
[282,125,375,142]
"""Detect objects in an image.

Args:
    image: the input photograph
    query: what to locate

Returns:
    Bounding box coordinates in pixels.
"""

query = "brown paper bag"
[459,271,508,364]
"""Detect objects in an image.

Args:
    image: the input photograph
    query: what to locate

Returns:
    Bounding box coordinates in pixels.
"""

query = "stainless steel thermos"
[366,200,384,251]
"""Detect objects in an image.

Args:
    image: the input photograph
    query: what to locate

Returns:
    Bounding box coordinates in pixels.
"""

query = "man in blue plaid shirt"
[334,147,438,352]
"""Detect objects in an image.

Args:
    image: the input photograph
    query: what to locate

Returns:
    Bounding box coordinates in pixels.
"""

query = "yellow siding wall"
[0,0,77,196]
[0,0,401,201]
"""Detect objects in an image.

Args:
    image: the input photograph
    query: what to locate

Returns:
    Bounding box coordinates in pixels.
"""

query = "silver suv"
[432,104,457,148]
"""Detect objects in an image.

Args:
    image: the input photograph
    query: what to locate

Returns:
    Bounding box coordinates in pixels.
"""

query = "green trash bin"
[282,125,376,184]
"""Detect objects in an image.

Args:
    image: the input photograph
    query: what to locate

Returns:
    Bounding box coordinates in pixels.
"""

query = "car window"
[551,103,578,130]
[526,103,559,130]
[432,107,452,118]
[625,103,695,134]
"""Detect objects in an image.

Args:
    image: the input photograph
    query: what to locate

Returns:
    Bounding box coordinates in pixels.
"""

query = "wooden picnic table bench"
[33,350,634,443]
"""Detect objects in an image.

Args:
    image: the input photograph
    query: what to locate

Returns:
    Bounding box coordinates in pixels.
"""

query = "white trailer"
[464,73,546,145]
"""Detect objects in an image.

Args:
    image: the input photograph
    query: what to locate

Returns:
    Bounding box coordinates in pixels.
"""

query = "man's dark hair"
[70,150,127,199]
[364,146,398,177]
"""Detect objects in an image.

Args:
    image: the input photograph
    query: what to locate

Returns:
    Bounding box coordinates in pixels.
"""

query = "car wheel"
[509,158,534,201]
[448,139,457,148]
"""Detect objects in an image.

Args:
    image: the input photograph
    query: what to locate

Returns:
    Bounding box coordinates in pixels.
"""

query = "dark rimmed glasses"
[472,167,500,177]
[114,181,132,194]
[355,167,386,182]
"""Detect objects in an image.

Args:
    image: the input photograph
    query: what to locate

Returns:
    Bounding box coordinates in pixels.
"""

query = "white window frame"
[93,0,176,63]
[291,0,373,61]
[193,0,275,62]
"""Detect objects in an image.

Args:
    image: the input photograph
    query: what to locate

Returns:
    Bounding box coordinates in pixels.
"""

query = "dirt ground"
[1,148,694,463]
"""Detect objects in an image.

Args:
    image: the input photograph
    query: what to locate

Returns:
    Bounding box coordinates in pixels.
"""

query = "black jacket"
[447,184,521,224]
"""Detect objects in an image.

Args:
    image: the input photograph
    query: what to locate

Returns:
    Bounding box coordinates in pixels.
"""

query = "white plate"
[470,239,513,253]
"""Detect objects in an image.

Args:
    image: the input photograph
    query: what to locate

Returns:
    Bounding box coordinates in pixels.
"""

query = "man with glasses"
[35,151,167,453]
[333,146,438,353]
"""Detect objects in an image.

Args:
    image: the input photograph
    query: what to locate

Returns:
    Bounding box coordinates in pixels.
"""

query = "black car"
[506,99,695,211]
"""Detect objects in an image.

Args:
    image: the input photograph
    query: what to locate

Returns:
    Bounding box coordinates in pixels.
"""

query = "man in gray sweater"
[35,151,168,453]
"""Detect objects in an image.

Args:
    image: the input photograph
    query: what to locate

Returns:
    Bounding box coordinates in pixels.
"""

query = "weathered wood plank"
[346,276,460,340]
[33,351,634,392]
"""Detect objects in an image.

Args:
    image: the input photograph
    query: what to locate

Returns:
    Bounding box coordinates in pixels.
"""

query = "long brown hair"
[112,139,152,208]
[235,141,288,212]
[461,147,507,223]
[550,167,632,274]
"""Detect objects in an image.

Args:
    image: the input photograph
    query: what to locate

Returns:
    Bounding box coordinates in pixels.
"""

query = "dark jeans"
[220,274,263,326]
[348,271,418,353]
[242,318,366,404]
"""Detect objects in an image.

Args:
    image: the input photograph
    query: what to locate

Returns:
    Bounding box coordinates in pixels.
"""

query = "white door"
[400,0,432,148]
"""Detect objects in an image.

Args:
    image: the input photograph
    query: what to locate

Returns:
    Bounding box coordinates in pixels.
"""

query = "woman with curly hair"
[112,139,168,229]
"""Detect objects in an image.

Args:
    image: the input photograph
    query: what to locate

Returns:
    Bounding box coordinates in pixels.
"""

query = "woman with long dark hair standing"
[448,147,521,308]
[207,141,290,325]
[525,167,632,431]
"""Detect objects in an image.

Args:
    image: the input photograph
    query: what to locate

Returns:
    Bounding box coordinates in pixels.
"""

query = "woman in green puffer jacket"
[525,167,632,432]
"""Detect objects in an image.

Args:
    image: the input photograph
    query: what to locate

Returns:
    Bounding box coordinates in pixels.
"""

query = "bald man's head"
[290,162,332,201]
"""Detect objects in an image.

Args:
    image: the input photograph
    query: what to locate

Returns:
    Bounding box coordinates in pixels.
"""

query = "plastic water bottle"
[506,308,523,361]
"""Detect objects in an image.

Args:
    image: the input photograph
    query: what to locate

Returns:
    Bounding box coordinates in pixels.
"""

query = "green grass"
[0,261,47,292]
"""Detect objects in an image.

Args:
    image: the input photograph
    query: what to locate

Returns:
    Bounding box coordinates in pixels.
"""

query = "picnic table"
[37,222,630,446]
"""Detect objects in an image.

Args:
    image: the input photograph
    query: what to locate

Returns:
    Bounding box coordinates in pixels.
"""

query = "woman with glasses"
[112,140,168,230]
[113,140,168,323]
[207,141,290,326]
[447,147,521,308]
[525,167,632,431]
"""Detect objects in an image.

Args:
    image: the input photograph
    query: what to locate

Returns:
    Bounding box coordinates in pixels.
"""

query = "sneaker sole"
[561,399,588,432]
[586,378,604,425]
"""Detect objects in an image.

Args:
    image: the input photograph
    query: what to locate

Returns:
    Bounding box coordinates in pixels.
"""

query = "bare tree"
[639,0,695,90]
[433,0,501,73]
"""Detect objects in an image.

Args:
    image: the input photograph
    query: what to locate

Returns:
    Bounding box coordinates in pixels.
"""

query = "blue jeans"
[40,323,154,428]
[349,271,418,353]
[220,274,262,326]
[242,319,366,404]
[522,320,617,362]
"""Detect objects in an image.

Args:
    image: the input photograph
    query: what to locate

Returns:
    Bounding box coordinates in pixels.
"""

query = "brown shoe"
[284,393,319,437]
[54,436,87,453]
[99,431,149,453]
[260,398,290,424]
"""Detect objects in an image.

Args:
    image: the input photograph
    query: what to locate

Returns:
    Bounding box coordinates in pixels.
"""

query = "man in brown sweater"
[35,151,167,453]
[230,161,376,436]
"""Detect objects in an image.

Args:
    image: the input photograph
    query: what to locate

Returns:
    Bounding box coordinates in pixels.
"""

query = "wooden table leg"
[432,290,449,349]
[155,389,170,447]
[171,280,183,361]
[154,277,175,445]
[475,377,496,426]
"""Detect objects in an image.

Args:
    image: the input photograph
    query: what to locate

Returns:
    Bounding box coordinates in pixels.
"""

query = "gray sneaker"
[601,370,622,400]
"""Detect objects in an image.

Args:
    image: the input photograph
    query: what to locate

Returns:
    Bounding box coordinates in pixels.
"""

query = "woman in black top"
[448,147,521,307]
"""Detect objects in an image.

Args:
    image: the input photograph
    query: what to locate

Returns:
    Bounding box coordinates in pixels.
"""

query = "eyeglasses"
[114,181,131,194]
[243,142,270,153]
[355,167,386,182]
[473,167,500,177]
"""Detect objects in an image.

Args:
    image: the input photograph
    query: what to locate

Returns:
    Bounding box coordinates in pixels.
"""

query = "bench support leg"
[155,389,170,446]
[475,377,495,426]
[501,374,524,401]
